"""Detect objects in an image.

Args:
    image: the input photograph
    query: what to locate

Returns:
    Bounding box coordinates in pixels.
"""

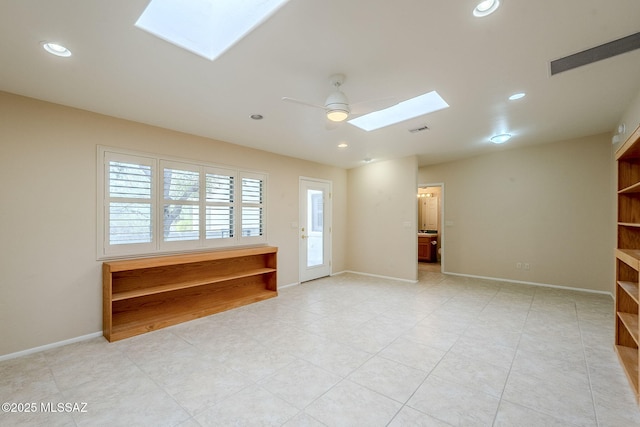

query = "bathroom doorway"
[417,183,444,273]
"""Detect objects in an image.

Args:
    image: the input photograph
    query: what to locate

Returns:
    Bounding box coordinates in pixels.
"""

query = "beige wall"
[347,156,418,282]
[617,89,640,138]
[0,91,347,356]
[2,84,632,356]
[419,134,614,293]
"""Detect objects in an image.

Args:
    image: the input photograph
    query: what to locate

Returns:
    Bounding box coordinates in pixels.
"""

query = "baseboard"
[0,331,104,362]
[279,281,301,289]
[443,271,614,299]
[340,270,418,284]
[0,271,611,361]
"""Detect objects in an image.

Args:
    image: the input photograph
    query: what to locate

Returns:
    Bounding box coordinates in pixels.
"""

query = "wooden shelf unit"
[103,246,277,342]
[615,124,640,403]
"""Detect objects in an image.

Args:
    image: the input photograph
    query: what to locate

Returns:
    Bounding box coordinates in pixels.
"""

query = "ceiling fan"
[282,74,395,124]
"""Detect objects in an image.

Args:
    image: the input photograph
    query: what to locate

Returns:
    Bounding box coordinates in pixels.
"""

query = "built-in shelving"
[103,246,277,342]
[615,124,640,404]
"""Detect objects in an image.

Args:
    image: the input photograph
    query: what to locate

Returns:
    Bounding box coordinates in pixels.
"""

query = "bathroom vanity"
[418,232,438,262]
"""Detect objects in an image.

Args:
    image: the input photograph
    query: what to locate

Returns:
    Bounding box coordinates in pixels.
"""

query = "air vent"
[550,32,640,76]
[409,125,430,133]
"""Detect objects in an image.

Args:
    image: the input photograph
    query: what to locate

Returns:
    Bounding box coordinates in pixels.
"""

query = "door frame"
[299,177,332,283]
[417,182,445,273]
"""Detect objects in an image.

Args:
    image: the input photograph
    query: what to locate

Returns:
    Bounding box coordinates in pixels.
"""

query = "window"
[205,169,235,240]
[98,147,267,258]
[240,173,265,238]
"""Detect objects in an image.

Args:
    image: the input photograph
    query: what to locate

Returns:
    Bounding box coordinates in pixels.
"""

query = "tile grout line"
[575,301,601,427]
[490,284,536,427]
[384,290,478,427]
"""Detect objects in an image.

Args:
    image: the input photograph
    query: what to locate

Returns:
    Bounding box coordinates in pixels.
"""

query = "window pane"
[164,204,199,241]
[109,202,152,244]
[109,161,151,199]
[311,192,323,232]
[242,177,262,203]
[206,174,234,203]
[307,189,323,267]
[164,168,199,201]
[206,206,234,239]
[242,206,262,236]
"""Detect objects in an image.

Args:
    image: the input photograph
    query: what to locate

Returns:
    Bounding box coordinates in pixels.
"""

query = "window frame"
[97,146,268,259]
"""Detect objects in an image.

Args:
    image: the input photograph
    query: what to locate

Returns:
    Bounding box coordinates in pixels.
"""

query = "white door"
[426,198,438,230]
[299,178,331,282]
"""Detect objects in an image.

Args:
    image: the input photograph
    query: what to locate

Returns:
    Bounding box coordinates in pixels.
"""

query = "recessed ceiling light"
[42,42,72,57]
[135,0,290,61]
[348,91,449,132]
[508,92,526,101]
[337,143,349,149]
[363,157,373,163]
[473,0,501,17]
[250,114,263,120]
[490,133,511,144]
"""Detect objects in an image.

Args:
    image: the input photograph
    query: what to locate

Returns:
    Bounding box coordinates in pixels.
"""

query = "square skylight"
[348,91,449,131]
[135,0,290,61]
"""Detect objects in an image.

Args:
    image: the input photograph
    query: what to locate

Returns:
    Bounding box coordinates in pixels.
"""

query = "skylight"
[348,91,449,132]
[135,0,290,61]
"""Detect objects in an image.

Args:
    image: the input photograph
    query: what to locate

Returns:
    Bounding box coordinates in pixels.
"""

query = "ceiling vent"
[409,125,430,133]
[550,32,640,76]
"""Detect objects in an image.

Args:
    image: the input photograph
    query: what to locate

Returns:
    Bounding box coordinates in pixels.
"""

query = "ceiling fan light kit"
[326,109,349,122]
[324,78,350,121]
[325,74,349,121]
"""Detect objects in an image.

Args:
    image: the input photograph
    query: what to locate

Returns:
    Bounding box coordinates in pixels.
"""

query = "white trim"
[342,270,419,284]
[335,269,612,298]
[0,332,103,362]
[278,282,301,289]
[97,145,268,260]
[417,182,445,272]
[299,177,333,283]
[443,271,614,298]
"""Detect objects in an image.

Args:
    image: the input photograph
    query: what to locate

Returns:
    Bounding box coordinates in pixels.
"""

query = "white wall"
[419,134,614,293]
[616,89,640,139]
[346,156,418,282]
[0,91,347,356]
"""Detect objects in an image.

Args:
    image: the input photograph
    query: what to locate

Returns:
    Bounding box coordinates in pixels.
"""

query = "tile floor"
[2,268,640,426]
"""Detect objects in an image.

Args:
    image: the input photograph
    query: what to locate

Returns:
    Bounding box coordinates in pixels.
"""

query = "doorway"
[417,183,444,273]
[299,177,332,282]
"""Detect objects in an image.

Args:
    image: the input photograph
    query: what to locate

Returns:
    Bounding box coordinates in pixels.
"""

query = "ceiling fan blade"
[350,96,398,115]
[281,97,327,110]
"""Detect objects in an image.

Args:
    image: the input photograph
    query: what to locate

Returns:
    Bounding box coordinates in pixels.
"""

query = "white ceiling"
[1,1,639,169]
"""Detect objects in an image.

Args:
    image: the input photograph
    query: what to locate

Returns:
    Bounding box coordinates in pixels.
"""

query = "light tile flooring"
[2,268,640,426]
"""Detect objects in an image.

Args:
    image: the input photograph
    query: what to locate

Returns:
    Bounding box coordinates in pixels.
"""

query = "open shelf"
[103,246,277,342]
[618,312,640,346]
[616,345,639,394]
[617,249,640,271]
[619,223,640,228]
[112,268,276,301]
[619,281,640,305]
[616,124,640,405]
[619,181,640,194]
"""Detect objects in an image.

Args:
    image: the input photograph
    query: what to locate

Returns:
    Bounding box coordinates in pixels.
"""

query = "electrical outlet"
[524,263,530,271]
[516,262,522,269]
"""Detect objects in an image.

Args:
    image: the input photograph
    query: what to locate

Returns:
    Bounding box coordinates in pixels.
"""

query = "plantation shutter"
[205,167,235,240]
[161,161,200,244]
[240,172,265,239]
[103,152,156,256]
[99,147,267,258]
